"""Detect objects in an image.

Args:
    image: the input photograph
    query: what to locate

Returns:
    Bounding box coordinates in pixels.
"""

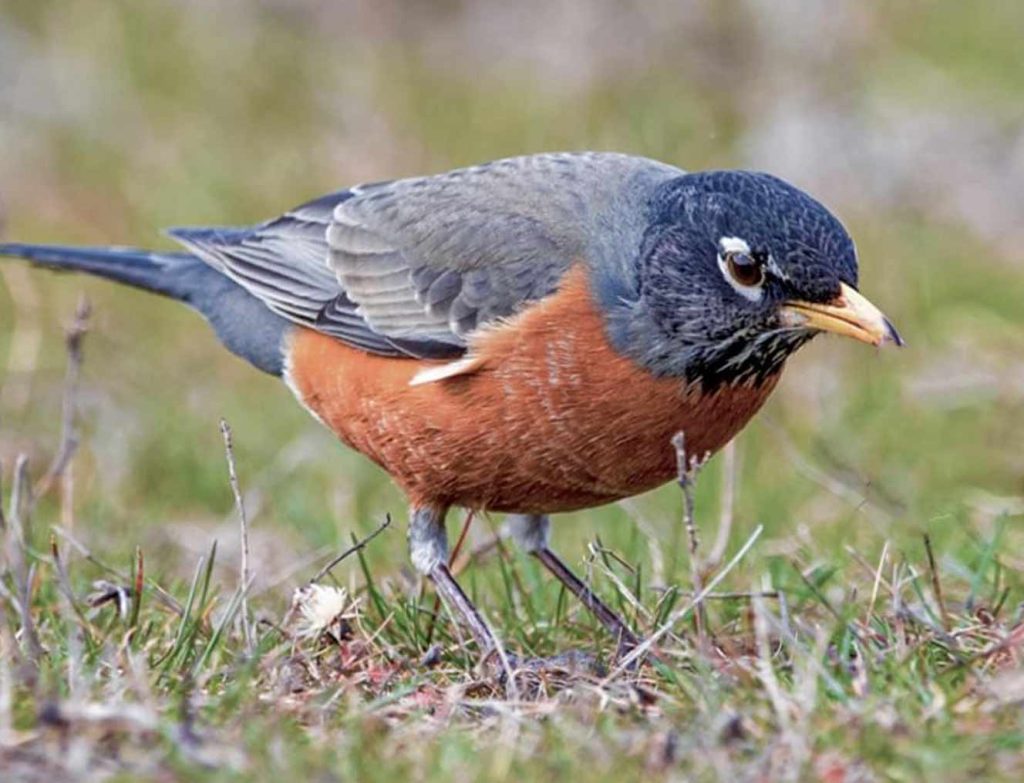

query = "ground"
[1,1,1023,781]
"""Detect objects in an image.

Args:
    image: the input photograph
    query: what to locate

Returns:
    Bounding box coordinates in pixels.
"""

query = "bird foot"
[480,637,653,681]
[481,648,605,694]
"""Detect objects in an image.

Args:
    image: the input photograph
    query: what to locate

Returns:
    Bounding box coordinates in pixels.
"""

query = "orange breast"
[285,266,779,513]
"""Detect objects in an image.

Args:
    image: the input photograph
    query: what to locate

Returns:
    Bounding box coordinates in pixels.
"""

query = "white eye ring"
[717,236,765,302]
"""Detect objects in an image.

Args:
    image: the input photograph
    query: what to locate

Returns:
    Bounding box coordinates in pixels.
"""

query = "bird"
[0,152,900,663]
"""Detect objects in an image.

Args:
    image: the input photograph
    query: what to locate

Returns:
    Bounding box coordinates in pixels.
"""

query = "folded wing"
[170,152,681,360]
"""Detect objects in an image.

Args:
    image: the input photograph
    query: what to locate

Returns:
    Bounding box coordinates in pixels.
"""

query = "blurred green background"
[0,0,1022,596]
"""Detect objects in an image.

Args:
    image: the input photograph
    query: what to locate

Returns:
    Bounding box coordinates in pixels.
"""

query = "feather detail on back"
[328,153,681,348]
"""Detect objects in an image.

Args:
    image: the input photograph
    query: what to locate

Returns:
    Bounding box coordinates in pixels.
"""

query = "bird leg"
[506,514,642,658]
[427,564,497,653]
[409,505,497,654]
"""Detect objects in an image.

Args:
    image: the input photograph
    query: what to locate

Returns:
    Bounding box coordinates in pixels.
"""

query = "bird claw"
[481,648,606,693]
[480,636,653,684]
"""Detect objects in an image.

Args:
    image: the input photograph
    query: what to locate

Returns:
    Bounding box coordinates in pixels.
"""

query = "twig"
[49,534,95,640]
[864,540,890,621]
[602,523,764,682]
[589,544,654,622]
[673,590,780,601]
[0,601,12,741]
[588,539,635,574]
[219,419,252,651]
[923,533,950,632]
[129,545,145,633]
[953,623,1024,670]
[5,455,43,669]
[33,297,90,503]
[671,432,708,646]
[310,514,392,584]
[51,525,182,615]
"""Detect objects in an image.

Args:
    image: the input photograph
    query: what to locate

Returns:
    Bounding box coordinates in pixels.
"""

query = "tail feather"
[0,242,289,375]
[0,242,196,299]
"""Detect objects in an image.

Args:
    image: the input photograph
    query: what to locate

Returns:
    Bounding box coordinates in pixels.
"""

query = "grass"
[1,1,1024,780]
[2,400,1023,781]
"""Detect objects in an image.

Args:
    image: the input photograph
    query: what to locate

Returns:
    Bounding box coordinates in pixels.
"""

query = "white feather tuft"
[409,357,482,386]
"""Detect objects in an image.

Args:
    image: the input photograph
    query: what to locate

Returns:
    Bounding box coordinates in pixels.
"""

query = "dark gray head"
[607,170,899,389]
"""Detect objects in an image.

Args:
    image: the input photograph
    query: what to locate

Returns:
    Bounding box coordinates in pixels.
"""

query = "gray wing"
[170,152,682,358]
[328,152,682,347]
[168,191,451,358]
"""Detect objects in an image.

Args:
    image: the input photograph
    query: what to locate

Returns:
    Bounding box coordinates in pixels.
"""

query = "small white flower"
[289,584,358,640]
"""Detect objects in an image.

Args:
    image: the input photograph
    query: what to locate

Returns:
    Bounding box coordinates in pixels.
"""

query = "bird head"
[612,170,901,389]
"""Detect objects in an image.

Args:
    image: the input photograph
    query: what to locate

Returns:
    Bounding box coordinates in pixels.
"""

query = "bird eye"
[724,251,765,288]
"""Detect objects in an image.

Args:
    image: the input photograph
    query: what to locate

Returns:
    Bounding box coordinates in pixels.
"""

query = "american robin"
[0,152,900,659]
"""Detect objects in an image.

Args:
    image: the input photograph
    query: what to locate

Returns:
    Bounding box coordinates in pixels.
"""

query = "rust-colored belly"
[285,267,778,513]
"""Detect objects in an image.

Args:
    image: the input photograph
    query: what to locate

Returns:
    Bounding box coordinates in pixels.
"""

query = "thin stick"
[7,455,43,668]
[51,525,183,615]
[49,534,95,639]
[219,419,252,651]
[0,601,12,741]
[602,523,764,682]
[675,590,779,600]
[923,533,950,632]
[129,546,145,632]
[33,297,90,503]
[309,514,392,584]
[865,540,890,621]
[671,432,708,646]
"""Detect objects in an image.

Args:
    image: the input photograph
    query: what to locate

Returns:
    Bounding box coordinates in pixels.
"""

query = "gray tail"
[0,242,288,375]
[0,242,204,299]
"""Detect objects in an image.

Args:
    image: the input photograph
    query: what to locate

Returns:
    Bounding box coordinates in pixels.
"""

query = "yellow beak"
[780,283,903,347]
